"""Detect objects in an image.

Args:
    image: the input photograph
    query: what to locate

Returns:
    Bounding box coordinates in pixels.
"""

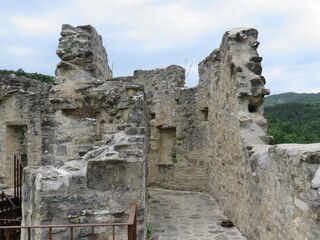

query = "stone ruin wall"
[1,25,149,239]
[0,76,49,187]
[132,66,210,192]
[205,28,320,240]
[0,24,320,240]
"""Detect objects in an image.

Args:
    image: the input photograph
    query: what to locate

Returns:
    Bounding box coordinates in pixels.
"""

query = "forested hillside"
[0,69,54,85]
[264,92,320,107]
[265,102,320,144]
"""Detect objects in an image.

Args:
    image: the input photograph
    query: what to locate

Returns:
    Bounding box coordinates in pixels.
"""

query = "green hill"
[264,92,320,107]
[0,69,54,85]
[265,102,320,144]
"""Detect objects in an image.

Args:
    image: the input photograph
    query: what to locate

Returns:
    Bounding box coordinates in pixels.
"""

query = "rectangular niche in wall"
[159,127,177,164]
[6,125,28,166]
[200,107,208,122]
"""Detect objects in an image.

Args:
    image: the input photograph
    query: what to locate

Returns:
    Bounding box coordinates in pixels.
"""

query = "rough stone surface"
[235,144,320,240]
[18,25,148,239]
[133,66,210,192]
[205,28,320,240]
[312,167,320,189]
[21,73,149,239]
[56,24,112,81]
[0,74,49,186]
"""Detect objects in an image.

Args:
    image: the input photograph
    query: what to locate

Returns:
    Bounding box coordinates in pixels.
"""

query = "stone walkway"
[148,188,247,240]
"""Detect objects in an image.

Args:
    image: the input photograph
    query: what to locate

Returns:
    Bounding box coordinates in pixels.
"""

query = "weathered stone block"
[312,167,320,189]
[87,159,143,191]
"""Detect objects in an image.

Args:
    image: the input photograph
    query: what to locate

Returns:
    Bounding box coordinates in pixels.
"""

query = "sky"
[0,0,319,95]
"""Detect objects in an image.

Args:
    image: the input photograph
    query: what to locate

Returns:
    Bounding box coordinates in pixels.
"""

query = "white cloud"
[10,15,61,36]
[7,47,33,57]
[66,0,258,49]
[0,28,5,37]
[265,61,320,94]
[74,0,320,54]
[254,0,320,55]
[69,0,212,49]
[7,0,320,52]
[1,0,320,93]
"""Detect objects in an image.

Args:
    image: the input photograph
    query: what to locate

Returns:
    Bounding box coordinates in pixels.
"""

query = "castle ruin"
[0,24,320,239]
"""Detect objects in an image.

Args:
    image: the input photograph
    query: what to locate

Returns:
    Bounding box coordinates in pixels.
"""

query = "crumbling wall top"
[55,24,112,83]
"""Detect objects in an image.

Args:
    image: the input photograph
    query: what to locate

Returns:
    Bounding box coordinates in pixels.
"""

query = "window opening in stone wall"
[159,127,177,164]
[248,104,259,113]
[150,112,156,120]
[200,107,209,121]
[6,125,28,166]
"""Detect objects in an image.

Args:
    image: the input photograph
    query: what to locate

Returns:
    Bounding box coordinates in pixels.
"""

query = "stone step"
[114,143,143,151]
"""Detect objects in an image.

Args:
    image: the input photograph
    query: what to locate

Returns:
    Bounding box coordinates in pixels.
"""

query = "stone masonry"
[2,25,149,239]
[205,28,320,240]
[133,66,210,192]
[0,24,320,239]
[0,75,49,187]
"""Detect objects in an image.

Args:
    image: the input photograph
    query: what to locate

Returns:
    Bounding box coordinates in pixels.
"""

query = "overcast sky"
[1,0,319,94]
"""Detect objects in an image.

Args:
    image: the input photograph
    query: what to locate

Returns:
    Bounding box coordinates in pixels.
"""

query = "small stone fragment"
[221,219,234,228]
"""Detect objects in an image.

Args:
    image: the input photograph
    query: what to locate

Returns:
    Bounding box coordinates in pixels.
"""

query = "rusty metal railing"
[0,192,21,240]
[0,202,137,240]
[0,191,18,223]
[13,155,24,205]
[127,203,137,240]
